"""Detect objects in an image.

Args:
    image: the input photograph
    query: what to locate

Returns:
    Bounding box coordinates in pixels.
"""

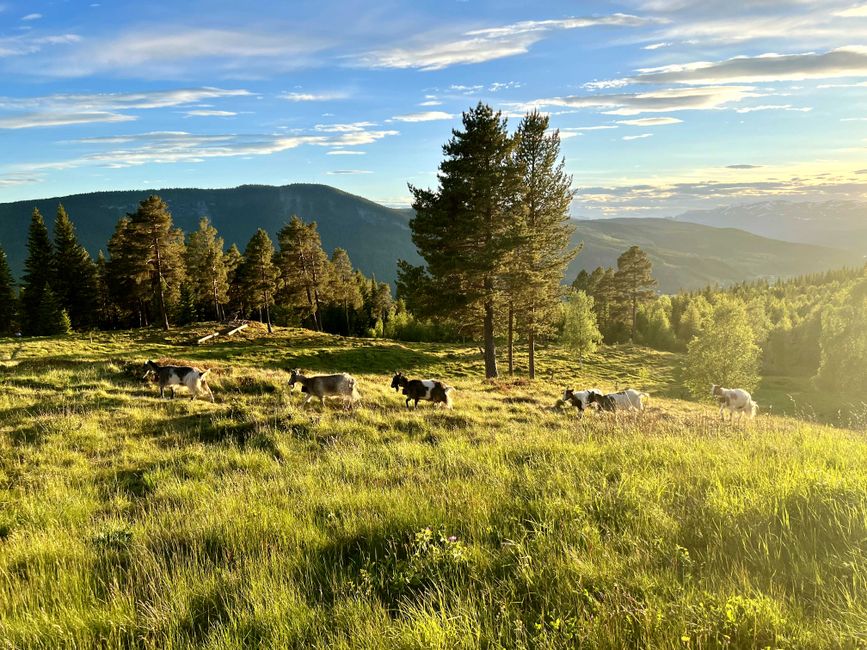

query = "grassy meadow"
[1,325,866,649]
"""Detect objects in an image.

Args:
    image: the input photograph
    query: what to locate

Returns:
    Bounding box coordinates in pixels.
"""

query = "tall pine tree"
[241,229,277,333]
[325,247,363,334]
[0,246,16,334]
[410,103,521,378]
[21,209,67,336]
[52,204,98,330]
[511,111,577,379]
[185,217,229,321]
[276,215,329,330]
[614,246,657,341]
[128,195,186,330]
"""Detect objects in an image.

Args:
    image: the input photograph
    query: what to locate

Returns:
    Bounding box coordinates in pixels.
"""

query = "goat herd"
[143,359,760,421]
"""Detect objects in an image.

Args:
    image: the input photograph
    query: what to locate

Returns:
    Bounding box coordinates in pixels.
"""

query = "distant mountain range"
[673,200,867,252]
[0,184,862,293]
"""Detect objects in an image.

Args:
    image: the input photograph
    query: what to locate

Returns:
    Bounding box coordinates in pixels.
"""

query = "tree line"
[0,200,403,339]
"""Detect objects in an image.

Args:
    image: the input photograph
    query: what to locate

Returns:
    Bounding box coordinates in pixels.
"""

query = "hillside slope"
[674,200,867,252]
[1,184,861,292]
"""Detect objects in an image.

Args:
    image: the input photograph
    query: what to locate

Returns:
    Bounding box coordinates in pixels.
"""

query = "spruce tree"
[241,229,277,333]
[276,215,329,330]
[52,204,98,330]
[128,195,186,330]
[325,248,363,334]
[511,111,577,378]
[224,244,245,319]
[186,217,229,321]
[21,208,64,336]
[94,250,115,329]
[0,246,17,334]
[106,217,150,327]
[410,102,521,378]
[614,246,657,341]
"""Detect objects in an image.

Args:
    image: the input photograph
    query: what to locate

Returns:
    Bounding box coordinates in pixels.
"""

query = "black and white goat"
[711,384,758,420]
[587,389,648,412]
[143,360,214,402]
[557,388,603,413]
[288,369,360,408]
[390,372,454,409]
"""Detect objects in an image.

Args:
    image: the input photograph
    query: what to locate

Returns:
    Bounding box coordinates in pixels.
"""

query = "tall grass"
[0,326,865,648]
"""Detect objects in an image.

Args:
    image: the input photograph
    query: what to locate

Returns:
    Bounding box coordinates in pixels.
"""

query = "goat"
[288,369,360,408]
[712,384,757,421]
[557,388,603,413]
[143,360,214,402]
[390,372,454,409]
[587,389,648,412]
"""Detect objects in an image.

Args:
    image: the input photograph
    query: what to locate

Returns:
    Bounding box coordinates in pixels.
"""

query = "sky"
[0,0,866,218]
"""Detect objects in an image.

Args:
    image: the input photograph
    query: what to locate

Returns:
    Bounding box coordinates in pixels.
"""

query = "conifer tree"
[325,247,363,333]
[276,215,329,330]
[127,195,186,330]
[511,111,577,378]
[224,244,245,319]
[241,229,277,333]
[94,251,116,329]
[0,246,17,334]
[21,208,65,336]
[560,289,602,367]
[106,217,150,327]
[614,246,657,341]
[52,204,98,330]
[185,217,229,321]
[410,102,522,378]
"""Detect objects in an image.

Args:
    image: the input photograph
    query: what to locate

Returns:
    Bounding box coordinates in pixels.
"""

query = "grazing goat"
[390,372,454,409]
[288,369,360,408]
[558,388,603,413]
[587,389,649,412]
[143,360,214,402]
[712,384,757,421]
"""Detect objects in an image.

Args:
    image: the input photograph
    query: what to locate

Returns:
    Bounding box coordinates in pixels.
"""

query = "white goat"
[712,384,758,421]
[143,360,214,402]
[288,369,360,408]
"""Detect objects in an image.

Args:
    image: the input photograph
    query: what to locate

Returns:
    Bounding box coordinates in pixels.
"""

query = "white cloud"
[21,13,41,20]
[281,91,346,102]
[643,42,671,50]
[184,109,237,117]
[622,133,654,140]
[0,33,80,57]
[616,116,683,125]
[327,169,372,175]
[418,99,443,106]
[523,85,757,115]
[314,121,376,132]
[835,4,867,16]
[356,14,658,70]
[391,111,454,122]
[734,104,812,112]
[0,111,135,129]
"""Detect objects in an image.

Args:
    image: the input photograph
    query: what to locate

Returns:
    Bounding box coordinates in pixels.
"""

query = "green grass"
[1,325,866,649]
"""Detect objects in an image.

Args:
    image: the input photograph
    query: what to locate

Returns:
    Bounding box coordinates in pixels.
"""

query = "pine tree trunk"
[529,330,536,380]
[631,292,637,342]
[507,302,514,376]
[483,296,498,379]
[153,236,169,330]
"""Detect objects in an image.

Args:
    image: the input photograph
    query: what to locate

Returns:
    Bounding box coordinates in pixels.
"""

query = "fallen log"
[225,323,248,336]
[197,332,220,345]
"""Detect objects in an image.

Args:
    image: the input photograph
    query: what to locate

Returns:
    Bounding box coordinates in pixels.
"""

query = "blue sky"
[1,0,866,217]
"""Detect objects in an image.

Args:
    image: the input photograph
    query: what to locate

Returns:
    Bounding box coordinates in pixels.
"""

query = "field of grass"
[1,325,866,649]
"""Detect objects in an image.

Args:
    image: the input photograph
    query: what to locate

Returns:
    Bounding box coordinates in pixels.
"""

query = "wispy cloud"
[391,111,454,122]
[356,14,658,70]
[617,116,683,125]
[21,13,41,21]
[734,104,812,113]
[643,41,671,50]
[0,111,135,129]
[280,91,347,102]
[726,164,762,169]
[327,169,372,175]
[184,109,237,117]
[622,133,653,140]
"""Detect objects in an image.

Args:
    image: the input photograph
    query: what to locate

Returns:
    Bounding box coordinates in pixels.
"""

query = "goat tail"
[349,377,361,401]
[443,386,454,409]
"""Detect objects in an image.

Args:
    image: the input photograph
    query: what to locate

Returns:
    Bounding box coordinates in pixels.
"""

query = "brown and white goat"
[143,360,214,402]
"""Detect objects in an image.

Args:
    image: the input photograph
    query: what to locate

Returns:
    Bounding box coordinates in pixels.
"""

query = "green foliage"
[240,228,278,332]
[559,289,602,362]
[684,299,761,398]
[185,217,229,321]
[20,208,57,336]
[816,273,867,392]
[614,245,658,341]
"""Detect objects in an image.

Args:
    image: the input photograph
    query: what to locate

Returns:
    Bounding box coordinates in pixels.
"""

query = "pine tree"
[241,229,277,333]
[224,244,245,319]
[127,196,186,330]
[185,217,229,321]
[106,217,150,327]
[276,215,329,330]
[52,204,98,330]
[0,246,17,334]
[511,111,577,378]
[325,248,363,334]
[410,102,522,378]
[560,289,602,367]
[614,246,657,341]
[21,208,63,336]
[94,251,115,329]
